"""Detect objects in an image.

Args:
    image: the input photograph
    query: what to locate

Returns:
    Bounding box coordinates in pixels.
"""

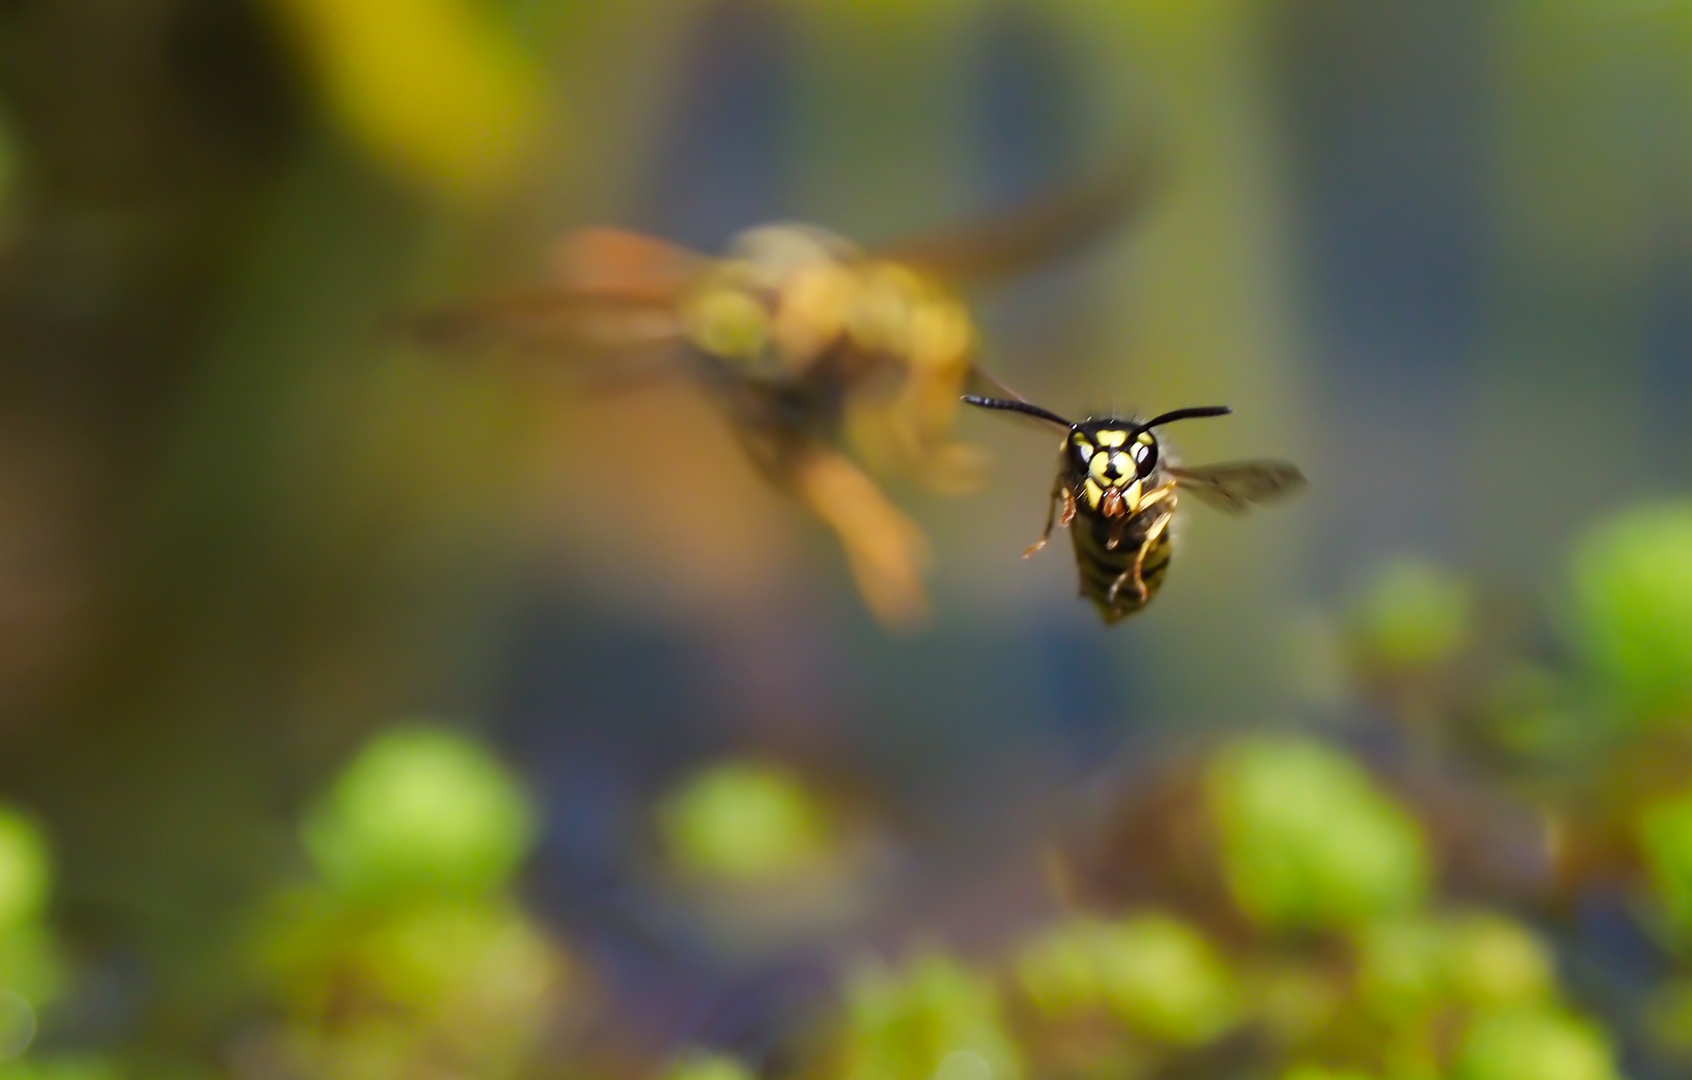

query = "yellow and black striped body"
[1070,502,1174,623]
[1058,420,1178,624]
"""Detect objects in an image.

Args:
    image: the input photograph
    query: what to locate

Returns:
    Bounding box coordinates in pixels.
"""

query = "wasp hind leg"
[1106,509,1174,609]
[1023,481,1075,559]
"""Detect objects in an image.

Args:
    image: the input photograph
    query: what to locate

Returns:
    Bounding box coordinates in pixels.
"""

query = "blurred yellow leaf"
[264,0,545,198]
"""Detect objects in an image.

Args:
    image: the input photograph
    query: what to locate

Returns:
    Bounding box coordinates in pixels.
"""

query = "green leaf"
[302,725,536,901]
[1208,738,1429,931]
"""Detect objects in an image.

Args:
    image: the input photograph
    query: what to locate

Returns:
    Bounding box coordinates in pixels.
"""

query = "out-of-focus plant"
[1282,1066,1376,1080]
[1004,731,1614,1080]
[301,724,537,902]
[1346,907,1556,1042]
[1349,557,1473,676]
[1635,791,1692,942]
[1015,913,1238,1047]
[1452,1008,1622,1080]
[249,724,567,1080]
[0,806,65,1069]
[1643,977,1692,1056]
[1275,505,1692,1069]
[0,808,51,933]
[4,1056,122,1080]
[261,0,545,198]
[651,759,882,953]
[1207,737,1430,931]
[832,951,1020,1080]
[665,1050,759,1080]
[1570,502,1692,724]
[657,760,835,886]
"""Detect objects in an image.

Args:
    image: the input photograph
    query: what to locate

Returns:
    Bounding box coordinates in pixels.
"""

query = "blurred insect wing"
[1167,461,1306,514]
[548,228,706,303]
[394,290,687,356]
[868,142,1163,286]
[395,229,703,357]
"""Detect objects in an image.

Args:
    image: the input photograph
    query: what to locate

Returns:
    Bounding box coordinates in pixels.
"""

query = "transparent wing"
[1168,460,1306,514]
[391,228,702,359]
[868,140,1165,286]
[391,290,687,356]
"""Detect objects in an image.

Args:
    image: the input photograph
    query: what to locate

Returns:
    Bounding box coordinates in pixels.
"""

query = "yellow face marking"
[1082,479,1103,510]
[1095,429,1128,448]
[1088,452,1113,483]
[1071,433,1094,461]
[1110,452,1133,479]
[1136,432,1154,446]
[1123,480,1143,516]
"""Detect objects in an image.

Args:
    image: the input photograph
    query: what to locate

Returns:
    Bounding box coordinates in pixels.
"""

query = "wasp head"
[1068,422,1159,519]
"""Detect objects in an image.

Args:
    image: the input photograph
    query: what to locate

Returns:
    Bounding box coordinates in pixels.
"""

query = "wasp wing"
[869,141,1165,286]
[392,290,686,355]
[391,229,702,359]
[1168,461,1306,514]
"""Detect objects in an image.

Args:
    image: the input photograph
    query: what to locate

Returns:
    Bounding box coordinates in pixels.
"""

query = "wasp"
[963,395,1305,623]
[401,151,1158,626]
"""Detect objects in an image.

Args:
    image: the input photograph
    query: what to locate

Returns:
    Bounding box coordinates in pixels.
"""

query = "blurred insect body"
[964,396,1305,624]
[404,151,1158,625]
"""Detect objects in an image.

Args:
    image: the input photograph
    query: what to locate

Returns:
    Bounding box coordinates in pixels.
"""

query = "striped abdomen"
[1069,510,1174,624]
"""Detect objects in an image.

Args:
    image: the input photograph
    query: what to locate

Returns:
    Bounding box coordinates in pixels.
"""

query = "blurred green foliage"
[657,761,835,885]
[0,809,50,929]
[1354,912,1554,1025]
[1350,558,1473,674]
[301,725,537,902]
[1636,792,1692,943]
[5,1056,122,1080]
[1452,1009,1621,1080]
[666,1051,759,1080]
[252,726,563,1080]
[838,952,1020,1080]
[1016,914,1237,1046]
[0,806,63,1067]
[1643,978,1692,1055]
[1570,503,1692,722]
[9,502,1689,1080]
[1207,738,1430,931]
[1440,914,1555,1010]
[1283,1067,1377,1080]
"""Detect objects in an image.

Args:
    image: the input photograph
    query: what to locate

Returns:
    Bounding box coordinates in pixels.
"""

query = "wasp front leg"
[792,448,932,629]
[1024,478,1076,559]
[1107,505,1175,608]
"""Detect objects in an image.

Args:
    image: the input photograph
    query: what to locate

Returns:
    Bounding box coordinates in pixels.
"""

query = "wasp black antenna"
[961,395,1074,430]
[1135,405,1232,435]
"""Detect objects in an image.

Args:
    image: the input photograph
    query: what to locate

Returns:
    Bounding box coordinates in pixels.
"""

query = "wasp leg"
[1136,483,1175,514]
[1107,507,1175,608]
[1023,481,1075,559]
[1106,482,1174,551]
[793,449,933,629]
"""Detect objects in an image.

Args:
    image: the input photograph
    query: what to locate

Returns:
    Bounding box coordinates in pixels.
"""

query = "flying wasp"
[963,395,1305,624]
[401,150,1159,626]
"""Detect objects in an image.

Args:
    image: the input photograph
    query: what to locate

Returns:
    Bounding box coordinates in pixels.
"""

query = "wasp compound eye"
[1069,431,1096,469]
[1132,433,1159,478]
